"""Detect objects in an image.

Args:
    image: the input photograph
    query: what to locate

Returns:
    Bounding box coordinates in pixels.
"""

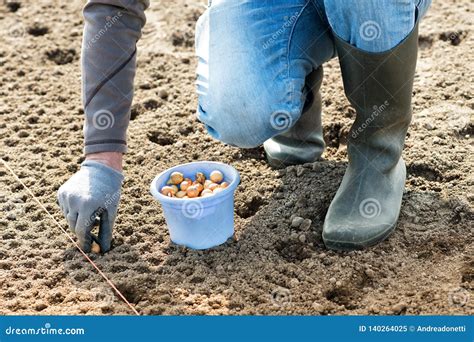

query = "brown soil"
[0,0,472,315]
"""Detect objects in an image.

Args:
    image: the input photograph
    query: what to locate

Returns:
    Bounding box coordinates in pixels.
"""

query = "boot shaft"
[263,67,325,168]
[334,22,419,172]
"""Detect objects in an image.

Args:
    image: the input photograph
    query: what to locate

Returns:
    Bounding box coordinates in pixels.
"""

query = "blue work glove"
[57,160,124,252]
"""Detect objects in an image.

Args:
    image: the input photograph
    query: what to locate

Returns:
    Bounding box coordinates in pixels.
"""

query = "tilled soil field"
[0,0,472,315]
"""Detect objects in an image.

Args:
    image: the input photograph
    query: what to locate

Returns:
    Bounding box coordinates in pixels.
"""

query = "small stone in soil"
[289,278,299,287]
[300,219,312,230]
[312,302,324,312]
[158,89,168,99]
[391,302,407,314]
[291,216,304,228]
[35,302,47,311]
[299,234,306,243]
[296,166,305,177]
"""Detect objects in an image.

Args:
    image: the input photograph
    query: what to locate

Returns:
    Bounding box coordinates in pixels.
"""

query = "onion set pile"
[160,170,228,198]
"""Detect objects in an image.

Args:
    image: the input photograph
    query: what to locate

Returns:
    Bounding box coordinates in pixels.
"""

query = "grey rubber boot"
[263,67,325,168]
[322,22,419,251]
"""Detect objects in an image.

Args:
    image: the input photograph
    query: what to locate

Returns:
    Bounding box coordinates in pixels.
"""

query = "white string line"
[0,158,140,316]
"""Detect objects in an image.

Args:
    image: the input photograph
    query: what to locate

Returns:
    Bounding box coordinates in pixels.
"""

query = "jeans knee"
[197,86,304,148]
[194,1,313,148]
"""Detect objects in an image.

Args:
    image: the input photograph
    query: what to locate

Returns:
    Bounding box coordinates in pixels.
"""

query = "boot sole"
[323,223,397,252]
[265,154,294,169]
[265,152,323,169]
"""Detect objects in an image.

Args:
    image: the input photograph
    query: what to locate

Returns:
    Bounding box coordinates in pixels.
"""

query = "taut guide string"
[1,158,140,315]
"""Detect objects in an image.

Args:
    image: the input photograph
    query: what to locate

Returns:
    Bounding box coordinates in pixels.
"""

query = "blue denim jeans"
[195,0,431,148]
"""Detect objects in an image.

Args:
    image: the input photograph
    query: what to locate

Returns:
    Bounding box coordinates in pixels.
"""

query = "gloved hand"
[57,160,124,253]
